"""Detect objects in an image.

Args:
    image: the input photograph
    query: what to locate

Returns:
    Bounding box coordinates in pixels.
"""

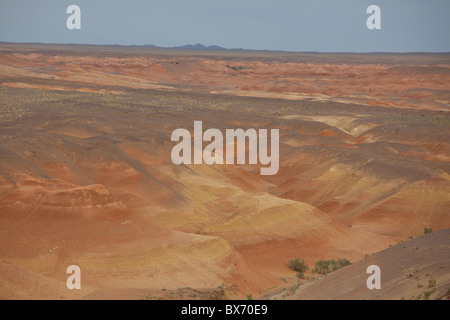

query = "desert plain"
[0,43,449,300]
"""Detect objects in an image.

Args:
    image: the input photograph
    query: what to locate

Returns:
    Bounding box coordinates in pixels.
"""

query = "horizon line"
[1,41,450,55]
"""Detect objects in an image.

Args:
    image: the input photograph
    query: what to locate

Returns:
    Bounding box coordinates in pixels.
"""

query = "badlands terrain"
[0,43,449,299]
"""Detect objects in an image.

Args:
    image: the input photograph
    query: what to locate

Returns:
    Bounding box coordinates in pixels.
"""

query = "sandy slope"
[267,229,450,300]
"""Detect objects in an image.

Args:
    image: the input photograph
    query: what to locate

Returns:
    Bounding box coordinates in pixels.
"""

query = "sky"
[0,0,449,52]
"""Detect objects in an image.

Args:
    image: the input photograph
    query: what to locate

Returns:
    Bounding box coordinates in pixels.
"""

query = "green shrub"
[296,272,306,280]
[428,279,436,288]
[312,258,351,275]
[424,227,433,234]
[288,258,309,273]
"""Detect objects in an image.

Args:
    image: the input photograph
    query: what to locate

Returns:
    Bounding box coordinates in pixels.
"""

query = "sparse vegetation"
[428,279,436,288]
[226,65,247,71]
[312,259,351,275]
[246,294,253,300]
[296,272,306,280]
[288,258,309,273]
[284,284,300,297]
[423,291,432,300]
[392,113,450,127]
[424,227,433,234]
[179,287,197,292]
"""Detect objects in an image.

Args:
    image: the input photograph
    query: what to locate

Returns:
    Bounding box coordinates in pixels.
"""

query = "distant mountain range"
[176,43,226,50]
[139,43,244,51]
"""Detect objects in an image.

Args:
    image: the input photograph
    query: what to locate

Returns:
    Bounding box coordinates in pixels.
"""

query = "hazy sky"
[1,0,449,52]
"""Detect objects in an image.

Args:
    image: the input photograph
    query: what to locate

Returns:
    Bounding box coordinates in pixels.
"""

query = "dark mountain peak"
[175,43,226,51]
